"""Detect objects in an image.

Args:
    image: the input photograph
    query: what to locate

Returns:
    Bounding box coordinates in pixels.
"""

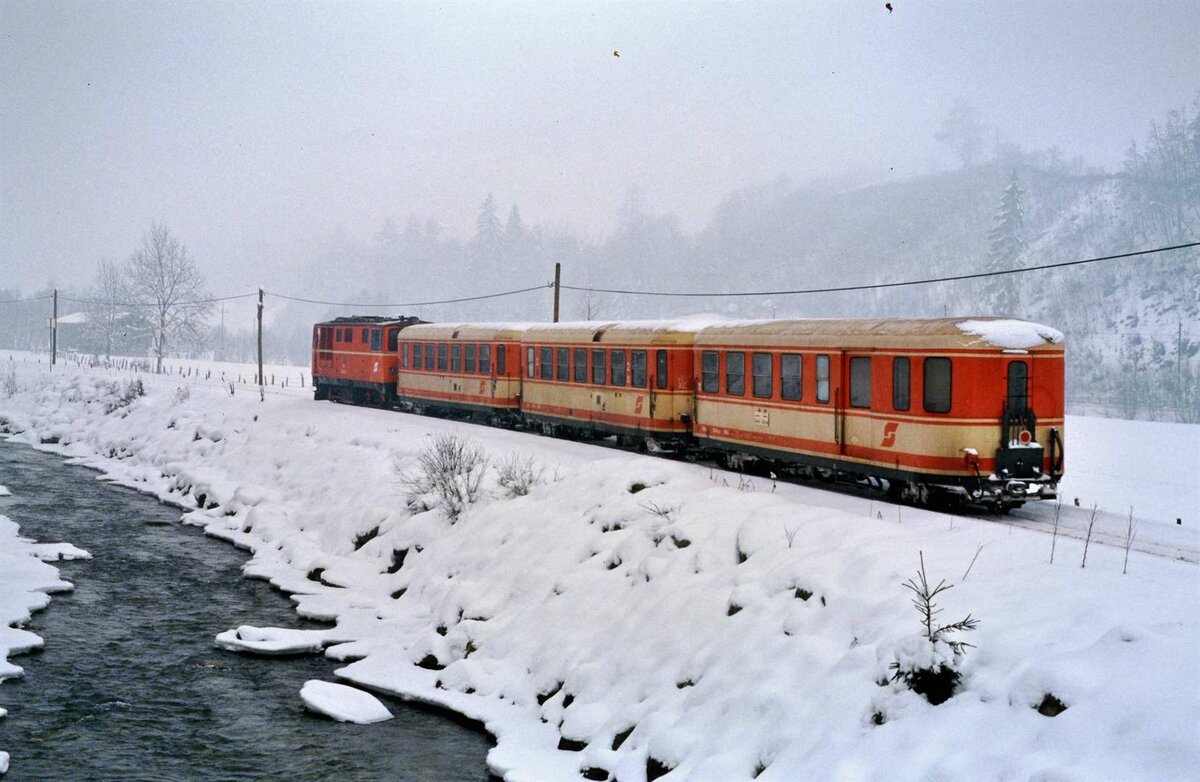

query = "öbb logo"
[881,422,899,448]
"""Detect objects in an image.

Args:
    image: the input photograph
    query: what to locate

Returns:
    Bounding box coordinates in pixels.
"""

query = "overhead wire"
[264,283,552,308]
[560,241,1200,298]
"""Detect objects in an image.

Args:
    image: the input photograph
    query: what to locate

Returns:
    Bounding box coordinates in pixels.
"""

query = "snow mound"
[300,680,393,724]
[957,319,1064,349]
[214,625,331,655]
[0,485,11,496]
[30,542,91,561]
[1,749,8,774]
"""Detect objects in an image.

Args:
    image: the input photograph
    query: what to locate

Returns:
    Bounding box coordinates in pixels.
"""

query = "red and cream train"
[312,315,1065,509]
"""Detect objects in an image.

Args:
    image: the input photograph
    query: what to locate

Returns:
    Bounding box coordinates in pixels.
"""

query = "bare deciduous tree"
[87,259,128,359]
[125,224,211,373]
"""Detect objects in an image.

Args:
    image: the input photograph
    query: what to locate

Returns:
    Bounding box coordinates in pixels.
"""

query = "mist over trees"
[1,97,1196,420]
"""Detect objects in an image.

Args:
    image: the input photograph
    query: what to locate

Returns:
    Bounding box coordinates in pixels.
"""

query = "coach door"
[839,351,876,459]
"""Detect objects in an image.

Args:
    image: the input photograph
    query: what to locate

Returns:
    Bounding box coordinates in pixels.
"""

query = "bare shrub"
[496,453,542,497]
[172,385,191,404]
[102,378,145,414]
[1,366,18,397]
[397,435,489,521]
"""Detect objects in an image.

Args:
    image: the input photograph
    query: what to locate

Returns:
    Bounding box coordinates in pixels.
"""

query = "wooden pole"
[257,288,264,400]
[51,288,58,366]
[552,262,561,323]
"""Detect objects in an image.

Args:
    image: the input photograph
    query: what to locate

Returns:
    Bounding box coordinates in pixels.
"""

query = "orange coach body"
[519,322,698,442]
[395,323,527,421]
[692,318,1064,502]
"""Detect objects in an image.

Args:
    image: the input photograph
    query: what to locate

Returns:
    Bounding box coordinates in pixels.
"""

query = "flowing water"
[0,441,494,781]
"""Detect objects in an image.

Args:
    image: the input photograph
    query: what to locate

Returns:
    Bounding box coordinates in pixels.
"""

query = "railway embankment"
[1,355,1197,781]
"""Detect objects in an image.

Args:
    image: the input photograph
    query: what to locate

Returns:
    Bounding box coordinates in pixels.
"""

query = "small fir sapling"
[889,551,979,705]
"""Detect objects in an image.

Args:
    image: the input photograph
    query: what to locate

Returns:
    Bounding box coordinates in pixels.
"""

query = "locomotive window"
[573,348,587,383]
[816,354,830,403]
[335,329,342,343]
[701,351,719,393]
[592,349,606,385]
[656,350,669,390]
[752,352,773,398]
[412,342,423,369]
[480,344,492,374]
[370,329,383,352]
[850,357,871,409]
[781,354,802,400]
[557,348,570,382]
[893,357,911,411]
[726,352,745,396]
[361,328,369,343]
[540,347,553,380]
[631,350,648,388]
[424,343,434,370]
[923,358,952,414]
[313,330,318,349]
[527,347,535,378]
[464,344,477,373]
[451,344,462,372]
[437,343,448,371]
[1007,361,1029,414]
[388,330,399,352]
[495,344,505,375]
[611,349,627,386]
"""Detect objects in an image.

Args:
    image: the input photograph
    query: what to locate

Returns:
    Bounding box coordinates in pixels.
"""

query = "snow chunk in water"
[0,485,11,496]
[30,542,91,561]
[957,319,1064,349]
[300,680,392,724]
[214,625,330,655]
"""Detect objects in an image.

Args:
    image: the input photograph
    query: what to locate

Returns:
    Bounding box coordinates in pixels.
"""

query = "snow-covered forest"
[2,99,1196,420]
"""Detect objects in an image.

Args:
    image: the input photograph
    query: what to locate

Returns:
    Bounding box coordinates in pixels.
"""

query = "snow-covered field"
[1,350,1197,781]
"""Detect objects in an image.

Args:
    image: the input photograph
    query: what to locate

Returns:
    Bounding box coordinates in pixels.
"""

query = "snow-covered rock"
[300,680,392,724]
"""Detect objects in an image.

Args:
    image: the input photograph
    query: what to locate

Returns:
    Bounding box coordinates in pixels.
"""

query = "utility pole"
[1178,319,1184,385]
[257,288,264,401]
[220,302,226,361]
[51,288,58,367]
[552,262,561,323]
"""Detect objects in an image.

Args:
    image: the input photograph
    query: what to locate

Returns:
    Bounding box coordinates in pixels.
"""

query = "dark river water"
[0,441,494,781]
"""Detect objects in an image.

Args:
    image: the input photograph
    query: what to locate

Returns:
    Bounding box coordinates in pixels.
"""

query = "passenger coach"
[692,318,1064,507]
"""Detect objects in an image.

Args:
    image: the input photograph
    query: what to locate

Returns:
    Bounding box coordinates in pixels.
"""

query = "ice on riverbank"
[300,680,392,724]
[215,625,335,656]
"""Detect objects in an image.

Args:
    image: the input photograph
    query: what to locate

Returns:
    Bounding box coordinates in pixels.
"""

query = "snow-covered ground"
[1,350,1197,781]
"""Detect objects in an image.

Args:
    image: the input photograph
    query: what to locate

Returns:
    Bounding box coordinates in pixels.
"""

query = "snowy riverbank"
[1,352,1198,781]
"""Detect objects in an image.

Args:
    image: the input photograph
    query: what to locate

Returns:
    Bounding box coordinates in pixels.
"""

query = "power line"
[0,294,54,304]
[561,241,1200,298]
[265,283,552,308]
[59,292,258,307]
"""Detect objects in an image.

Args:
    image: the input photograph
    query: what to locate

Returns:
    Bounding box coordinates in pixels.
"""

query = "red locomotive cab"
[311,316,419,405]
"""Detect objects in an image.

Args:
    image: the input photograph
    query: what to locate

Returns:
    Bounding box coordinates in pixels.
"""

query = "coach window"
[370,329,383,352]
[701,351,719,393]
[526,347,536,378]
[465,344,477,373]
[631,350,648,388]
[573,348,587,383]
[816,354,830,403]
[451,344,462,372]
[611,350,627,386]
[388,329,399,352]
[401,342,408,368]
[424,343,435,370]
[496,344,505,375]
[656,350,669,390]
[781,354,802,400]
[540,347,553,380]
[361,328,369,343]
[437,343,448,371]
[726,351,745,396]
[480,344,492,374]
[1007,361,1029,414]
[752,352,773,398]
[924,358,952,414]
[592,349,606,384]
[412,342,423,370]
[557,348,570,382]
[893,357,911,411]
[850,356,871,409]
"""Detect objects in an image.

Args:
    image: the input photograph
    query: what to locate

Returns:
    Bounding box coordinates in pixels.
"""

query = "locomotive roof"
[315,315,422,327]
[696,317,1064,351]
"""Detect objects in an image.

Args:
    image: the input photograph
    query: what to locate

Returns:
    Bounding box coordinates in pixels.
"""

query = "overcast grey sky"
[2,0,1198,296]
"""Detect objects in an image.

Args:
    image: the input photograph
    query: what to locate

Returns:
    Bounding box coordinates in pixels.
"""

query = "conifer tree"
[984,173,1026,315]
